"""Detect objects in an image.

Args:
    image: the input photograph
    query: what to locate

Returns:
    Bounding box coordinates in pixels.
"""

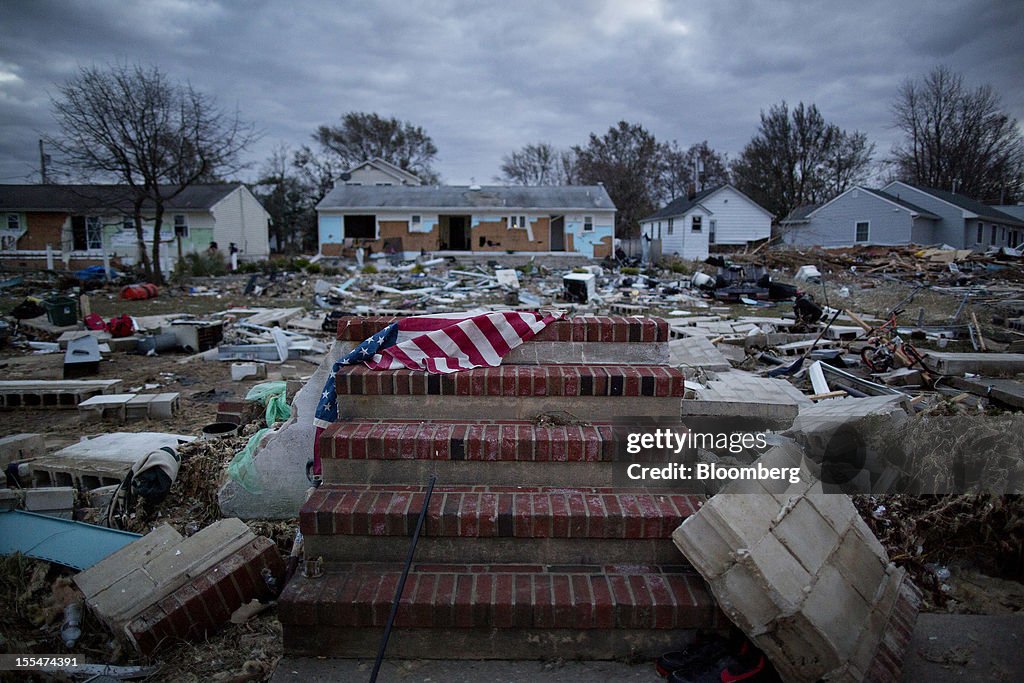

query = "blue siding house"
[780,186,939,248]
[781,183,1024,249]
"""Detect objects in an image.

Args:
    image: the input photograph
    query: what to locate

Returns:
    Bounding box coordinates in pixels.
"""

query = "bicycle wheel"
[860,345,892,372]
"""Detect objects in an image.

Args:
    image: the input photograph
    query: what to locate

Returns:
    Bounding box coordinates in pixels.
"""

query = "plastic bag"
[227,427,269,494]
[245,381,292,424]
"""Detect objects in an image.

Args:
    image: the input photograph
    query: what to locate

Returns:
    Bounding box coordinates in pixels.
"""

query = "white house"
[0,183,270,272]
[639,184,773,260]
[338,158,425,186]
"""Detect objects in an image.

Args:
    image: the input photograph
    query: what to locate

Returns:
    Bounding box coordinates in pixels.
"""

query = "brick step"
[280,562,723,659]
[336,364,684,398]
[334,365,685,422]
[337,315,670,343]
[321,420,618,462]
[300,485,698,565]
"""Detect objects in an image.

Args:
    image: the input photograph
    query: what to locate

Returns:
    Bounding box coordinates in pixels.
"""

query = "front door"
[550,215,565,251]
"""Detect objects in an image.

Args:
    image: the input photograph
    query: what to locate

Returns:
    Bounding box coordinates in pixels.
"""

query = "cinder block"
[718,561,779,633]
[142,518,253,587]
[802,564,871,658]
[75,524,185,598]
[768,611,843,681]
[773,497,840,576]
[0,433,46,468]
[832,524,889,603]
[704,492,781,549]
[24,486,75,517]
[0,488,20,511]
[673,505,741,580]
[148,393,179,419]
[806,490,859,535]
[744,533,811,611]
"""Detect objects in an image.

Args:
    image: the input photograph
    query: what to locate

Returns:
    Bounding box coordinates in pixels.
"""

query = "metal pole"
[369,474,437,683]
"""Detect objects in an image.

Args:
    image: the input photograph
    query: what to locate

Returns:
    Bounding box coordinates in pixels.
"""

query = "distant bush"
[411,263,425,274]
[305,263,322,274]
[621,266,640,275]
[361,264,378,274]
[572,267,588,273]
[237,261,261,274]
[175,251,228,277]
[665,258,696,275]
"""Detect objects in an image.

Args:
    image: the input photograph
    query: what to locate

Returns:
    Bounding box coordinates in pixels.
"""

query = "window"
[411,215,422,226]
[855,221,869,243]
[122,215,134,232]
[709,219,716,244]
[667,218,674,235]
[583,216,593,232]
[977,224,984,243]
[173,214,188,238]
[6,214,20,230]
[344,214,377,239]
[691,216,702,232]
[991,225,997,245]
[509,215,528,229]
[71,215,103,250]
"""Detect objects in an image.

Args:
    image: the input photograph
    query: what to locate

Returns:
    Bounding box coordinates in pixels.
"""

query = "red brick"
[453,574,475,627]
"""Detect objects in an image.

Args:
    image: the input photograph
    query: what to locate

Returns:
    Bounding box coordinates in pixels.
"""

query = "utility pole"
[38,140,49,184]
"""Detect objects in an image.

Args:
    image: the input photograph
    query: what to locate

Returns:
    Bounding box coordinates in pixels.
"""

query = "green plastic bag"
[245,381,292,424]
[227,427,269,494]
[227,381,292,493]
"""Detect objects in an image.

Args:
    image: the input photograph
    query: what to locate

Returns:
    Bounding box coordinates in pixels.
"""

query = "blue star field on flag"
[313,322,399,427]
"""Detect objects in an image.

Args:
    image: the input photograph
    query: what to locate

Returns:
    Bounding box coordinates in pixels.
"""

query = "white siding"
[346,165,420,186]
[210,186,270,258]
[699,187,772,244]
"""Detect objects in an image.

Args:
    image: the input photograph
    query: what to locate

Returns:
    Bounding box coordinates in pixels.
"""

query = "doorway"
[549,215,565,251]
[439,215,471,250]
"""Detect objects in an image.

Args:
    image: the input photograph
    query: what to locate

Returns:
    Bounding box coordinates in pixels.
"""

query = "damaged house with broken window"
[316,183,617,259]
[0,184,271,272]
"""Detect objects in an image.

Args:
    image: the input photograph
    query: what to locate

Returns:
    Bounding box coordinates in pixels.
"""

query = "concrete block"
[831,525,889,605]
[802,564,872,658]
[0,488,20,511]
[24,486,75,517]
[672,504,742,580]
[668,336,731,372]
[806,490,859,535]
[769,611,843,680]
[0,433,46,468]
[148,393,179,419]
[705,492,781,550]
[142,517,253,586]
[773,497,840,576]
[718,561,780,633]
[231,362,267,381]
[75,524,184,598]
[745,533,812,611]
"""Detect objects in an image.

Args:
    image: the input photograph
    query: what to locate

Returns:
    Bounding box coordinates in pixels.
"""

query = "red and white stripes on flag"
[367,310,560,373]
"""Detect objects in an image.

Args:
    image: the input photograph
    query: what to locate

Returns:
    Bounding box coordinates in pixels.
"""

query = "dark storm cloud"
[0,0,1021,185]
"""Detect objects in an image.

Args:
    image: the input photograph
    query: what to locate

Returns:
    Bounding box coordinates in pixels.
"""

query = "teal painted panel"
[319,215,342,244]
[0,509,141,570]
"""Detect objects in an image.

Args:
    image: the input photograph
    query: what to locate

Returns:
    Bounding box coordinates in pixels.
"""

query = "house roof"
[779,204,821,224]
[885,182,1024,226]
[639,184,774,223]
[640,186,719,223]
[317,184,616,212]
[995,205,1024,222]
[343,158,423,185]
[861,188,940,219]
[0,183,243,213]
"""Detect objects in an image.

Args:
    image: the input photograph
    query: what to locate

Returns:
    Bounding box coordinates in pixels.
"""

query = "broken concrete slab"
[944,376,1024,409]
[685,369,812,425]
[0,433,45,469]
[922,351,1024,376]
[24,486,75,518]
[668,336,732,372]
[27,431,194,490]
[74,518,285,654]
[0,379,123,409]
[672,444,920,682]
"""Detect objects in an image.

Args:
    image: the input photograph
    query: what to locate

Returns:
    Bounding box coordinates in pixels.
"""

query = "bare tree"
[496,142,563,185]
[45,63,256,282]
[732,101,873,219]
[891,65,1024,203]
[314,112,439,184]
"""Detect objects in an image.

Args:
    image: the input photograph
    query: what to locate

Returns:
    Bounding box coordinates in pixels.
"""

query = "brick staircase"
[278,315,725,659]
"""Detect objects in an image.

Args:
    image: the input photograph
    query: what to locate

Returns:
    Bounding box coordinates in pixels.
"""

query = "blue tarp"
[0,509,140,570]
[74,265,120,280]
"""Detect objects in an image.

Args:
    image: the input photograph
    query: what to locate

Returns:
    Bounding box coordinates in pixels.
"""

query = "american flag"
[311,310,561,475]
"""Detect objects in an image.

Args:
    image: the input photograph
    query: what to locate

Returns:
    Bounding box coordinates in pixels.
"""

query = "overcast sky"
[1,0,1021,187]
